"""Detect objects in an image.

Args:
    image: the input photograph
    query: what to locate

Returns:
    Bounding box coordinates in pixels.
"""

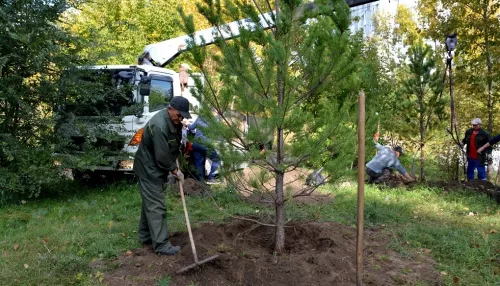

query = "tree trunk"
[484,9,494,180]
[448,54,464,180]
[484,9,493,133]
[11,102,20,137]
[419,96,425,181]
[274,0,285,251]
[274,168,285,253]
[274,80,285,253]
[448,56,457,138]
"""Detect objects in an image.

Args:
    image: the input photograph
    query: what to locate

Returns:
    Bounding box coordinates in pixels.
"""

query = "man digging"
[133,96,191,255]
[365,133,415,184]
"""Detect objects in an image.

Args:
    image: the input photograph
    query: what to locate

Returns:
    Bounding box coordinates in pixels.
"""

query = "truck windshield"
[58,68,137,116]
[149,76,174,111]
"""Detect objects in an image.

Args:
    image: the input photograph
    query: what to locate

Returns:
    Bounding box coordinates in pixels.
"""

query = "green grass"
[0,182,257,285]
[0,180,498,285]
[289,185,500,286]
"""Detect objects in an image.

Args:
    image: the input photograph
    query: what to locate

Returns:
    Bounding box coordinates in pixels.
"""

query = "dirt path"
[96,219,441,286]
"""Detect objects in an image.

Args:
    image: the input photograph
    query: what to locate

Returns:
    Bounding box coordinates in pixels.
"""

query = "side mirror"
[140,75,151,84]
[139,75,151,96]
[140,84,151,96]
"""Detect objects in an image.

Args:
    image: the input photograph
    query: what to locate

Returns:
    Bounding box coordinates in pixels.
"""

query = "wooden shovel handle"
[176,159,199,263]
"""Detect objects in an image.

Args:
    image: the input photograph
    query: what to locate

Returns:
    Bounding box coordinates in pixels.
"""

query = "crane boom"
[144,0,379,67]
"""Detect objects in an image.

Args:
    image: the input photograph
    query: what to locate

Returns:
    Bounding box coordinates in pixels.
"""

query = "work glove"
[166,173,177,185]
[175,170,185,183]
[404,173,416,183]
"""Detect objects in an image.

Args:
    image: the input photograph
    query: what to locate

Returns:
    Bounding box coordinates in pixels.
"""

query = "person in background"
[365,133,414,183]
[133,96,191,255]
[461,118,491,181]
[138,51,158,66]
[179,63,189,96]
[183,110,221,184]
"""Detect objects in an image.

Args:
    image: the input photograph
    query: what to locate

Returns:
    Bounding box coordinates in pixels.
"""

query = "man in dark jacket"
[133,96,191,255]
[462,118,491,181]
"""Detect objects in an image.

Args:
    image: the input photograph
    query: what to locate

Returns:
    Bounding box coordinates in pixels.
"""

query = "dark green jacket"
[133,110,182,183]
[462,128,491,163]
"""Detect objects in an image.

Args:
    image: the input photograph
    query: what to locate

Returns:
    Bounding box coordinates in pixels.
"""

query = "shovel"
[175,160,218,274]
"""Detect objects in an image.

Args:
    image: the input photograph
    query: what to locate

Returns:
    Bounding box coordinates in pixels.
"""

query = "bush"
[0,134,64,205]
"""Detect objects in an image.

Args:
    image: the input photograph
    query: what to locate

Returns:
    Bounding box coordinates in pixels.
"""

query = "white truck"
[55,0,376,178]
[54,64,199,177]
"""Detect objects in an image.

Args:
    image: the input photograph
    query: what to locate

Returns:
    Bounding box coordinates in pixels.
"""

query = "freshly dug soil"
[371,174,499,203]
[97,219,441,286]
[168,178,209,197]
[368,173,417,189]
[427,179,500,203]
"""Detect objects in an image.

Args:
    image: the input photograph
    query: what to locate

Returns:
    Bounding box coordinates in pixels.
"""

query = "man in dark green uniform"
[133,96,191,255]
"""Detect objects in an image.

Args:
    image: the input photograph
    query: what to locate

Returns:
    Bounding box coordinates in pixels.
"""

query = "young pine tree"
[399,41,445,181]
[179,0,360,253]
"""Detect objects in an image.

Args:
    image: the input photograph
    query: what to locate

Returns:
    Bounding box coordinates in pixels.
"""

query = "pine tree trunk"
[420,146,425,181]
[273,0,285,255]
[274,72,285,254]
[274,168,285,253]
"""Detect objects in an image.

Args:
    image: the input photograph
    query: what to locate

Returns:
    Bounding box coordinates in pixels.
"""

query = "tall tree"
[418,0,500,133]
[179,0,360,253]
[399,41,445,181]
[63,0,211,66]
[0,0,79,140]
[0,0,81,202]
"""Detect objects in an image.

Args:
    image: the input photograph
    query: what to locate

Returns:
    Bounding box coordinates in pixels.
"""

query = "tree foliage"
[63,0,211,65]
[418,0,500,133]
[398,41,445,180]
[179,0,361,252]
[0,0,81,203]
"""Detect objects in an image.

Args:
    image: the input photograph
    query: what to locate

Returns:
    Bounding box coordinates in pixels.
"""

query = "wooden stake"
[356,92,366,286]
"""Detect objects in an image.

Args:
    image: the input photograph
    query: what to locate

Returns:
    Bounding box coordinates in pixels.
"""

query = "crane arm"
[143,0,379,67]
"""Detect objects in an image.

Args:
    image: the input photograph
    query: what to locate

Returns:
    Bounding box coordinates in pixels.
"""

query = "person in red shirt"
[461,118,491,180]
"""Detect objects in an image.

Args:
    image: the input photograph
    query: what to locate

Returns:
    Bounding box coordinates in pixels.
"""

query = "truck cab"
[54,64,199,175]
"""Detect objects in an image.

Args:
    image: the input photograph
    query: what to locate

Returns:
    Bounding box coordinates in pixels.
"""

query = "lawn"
[0,180,498,285]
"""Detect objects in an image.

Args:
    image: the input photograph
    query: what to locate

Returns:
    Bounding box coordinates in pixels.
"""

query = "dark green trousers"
[138,178,171,252]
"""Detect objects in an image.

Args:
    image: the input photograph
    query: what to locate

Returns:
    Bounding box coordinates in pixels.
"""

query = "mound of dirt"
[368,173,417,189]
[371,175,499,202]
[427,179,500,203]
[98,219,441,286]
[168,178,209,196]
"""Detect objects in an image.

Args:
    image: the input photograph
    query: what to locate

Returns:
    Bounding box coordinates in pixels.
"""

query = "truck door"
[123,74,175,154]
[148,75,174,111]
